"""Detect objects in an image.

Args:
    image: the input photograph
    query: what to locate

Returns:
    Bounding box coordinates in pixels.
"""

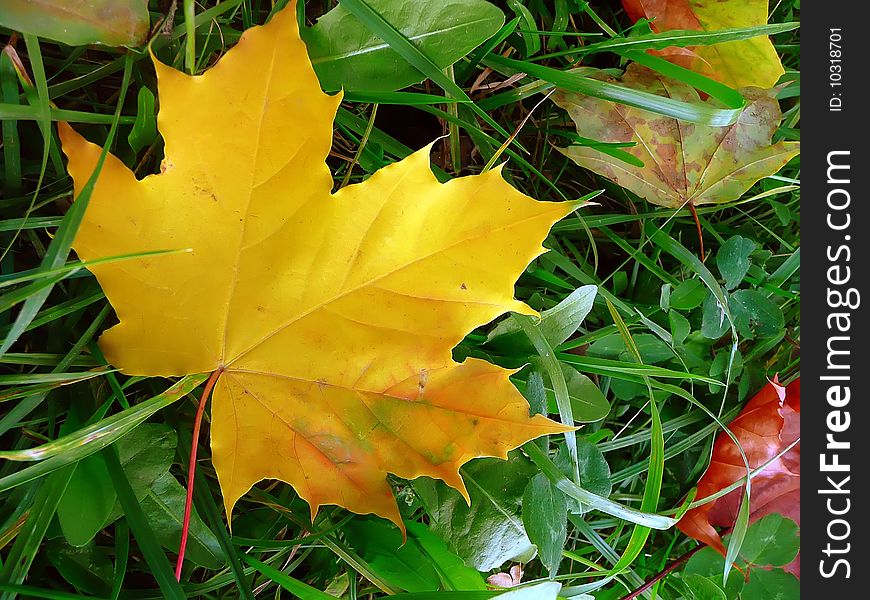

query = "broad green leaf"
[128,86,157,154]
[416,453,536,571]
[344,519,440,592]
[117,424,177,499]
[487,285,597,348]
[684,547,744,599]
[103,423,178,524]
[553,66,799,209]
[45,540,113,597]
[538,364,610,423]
[57,454,115,547]
[71,422,217,575]
[302,0,504,92]
[610,377,646,401]
[716,236,756,290]
[669,310,691,345]
[515,366,610,424]
[561,367,610,423]
[709,348,743,392]
[740,514,799,567]
[622,0,786,88]
[683,573,727,600]
[405,521,488,591]
[102,450,185,599]
[701,293,729,340]
[524,369,548,417]
[743,568,799,599]
[138,472,225,569]
[729,289,784,339]
[522,473,567,578]
[588,333,673,364]
[771,201,792,226]
[60,1,572,532]
[54,387,116,551]
[0,0,149,46]
[554,440,611,515]
[669,279,706,310]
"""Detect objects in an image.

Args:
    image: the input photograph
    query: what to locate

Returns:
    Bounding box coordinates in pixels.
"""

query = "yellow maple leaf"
[58,1,573,529]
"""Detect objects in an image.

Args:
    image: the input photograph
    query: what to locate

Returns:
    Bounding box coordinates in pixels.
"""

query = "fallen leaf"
[677,377,800,576]
[553,65,799,210]
[0,0,149,47]
[58,1,573,531]
[621,0,785,88]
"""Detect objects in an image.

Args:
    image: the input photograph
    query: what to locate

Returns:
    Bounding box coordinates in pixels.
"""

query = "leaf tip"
[443,468,472,507]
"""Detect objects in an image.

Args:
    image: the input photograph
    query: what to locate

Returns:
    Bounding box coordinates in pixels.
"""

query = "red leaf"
[622,0,704,31]
[620,0,786,88]
[677,378,800,576]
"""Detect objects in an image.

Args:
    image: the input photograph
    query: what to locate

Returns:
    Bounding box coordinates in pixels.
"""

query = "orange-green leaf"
[58,1,573,531]
[621,0,785,88]
[0,0,149,47]
[552,65,799,209]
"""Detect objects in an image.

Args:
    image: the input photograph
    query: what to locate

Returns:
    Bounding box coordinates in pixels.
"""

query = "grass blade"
[0,375,207,492]
[512,313,581,486]
[242,555,335,600]
[0,52,133,360]
[102,448,185,600]
[0,467,74,598]
[523,442,674,530]
[557,23,799,57]
[0,304,111,437]
[485,54,744,126]
[174,422,255,599]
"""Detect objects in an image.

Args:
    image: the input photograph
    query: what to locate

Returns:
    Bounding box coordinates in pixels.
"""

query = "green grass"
[1,1,799,598]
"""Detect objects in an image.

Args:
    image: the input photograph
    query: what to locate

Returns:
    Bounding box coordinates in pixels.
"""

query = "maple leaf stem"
[175,368,222,580]
[687,202,705,261]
